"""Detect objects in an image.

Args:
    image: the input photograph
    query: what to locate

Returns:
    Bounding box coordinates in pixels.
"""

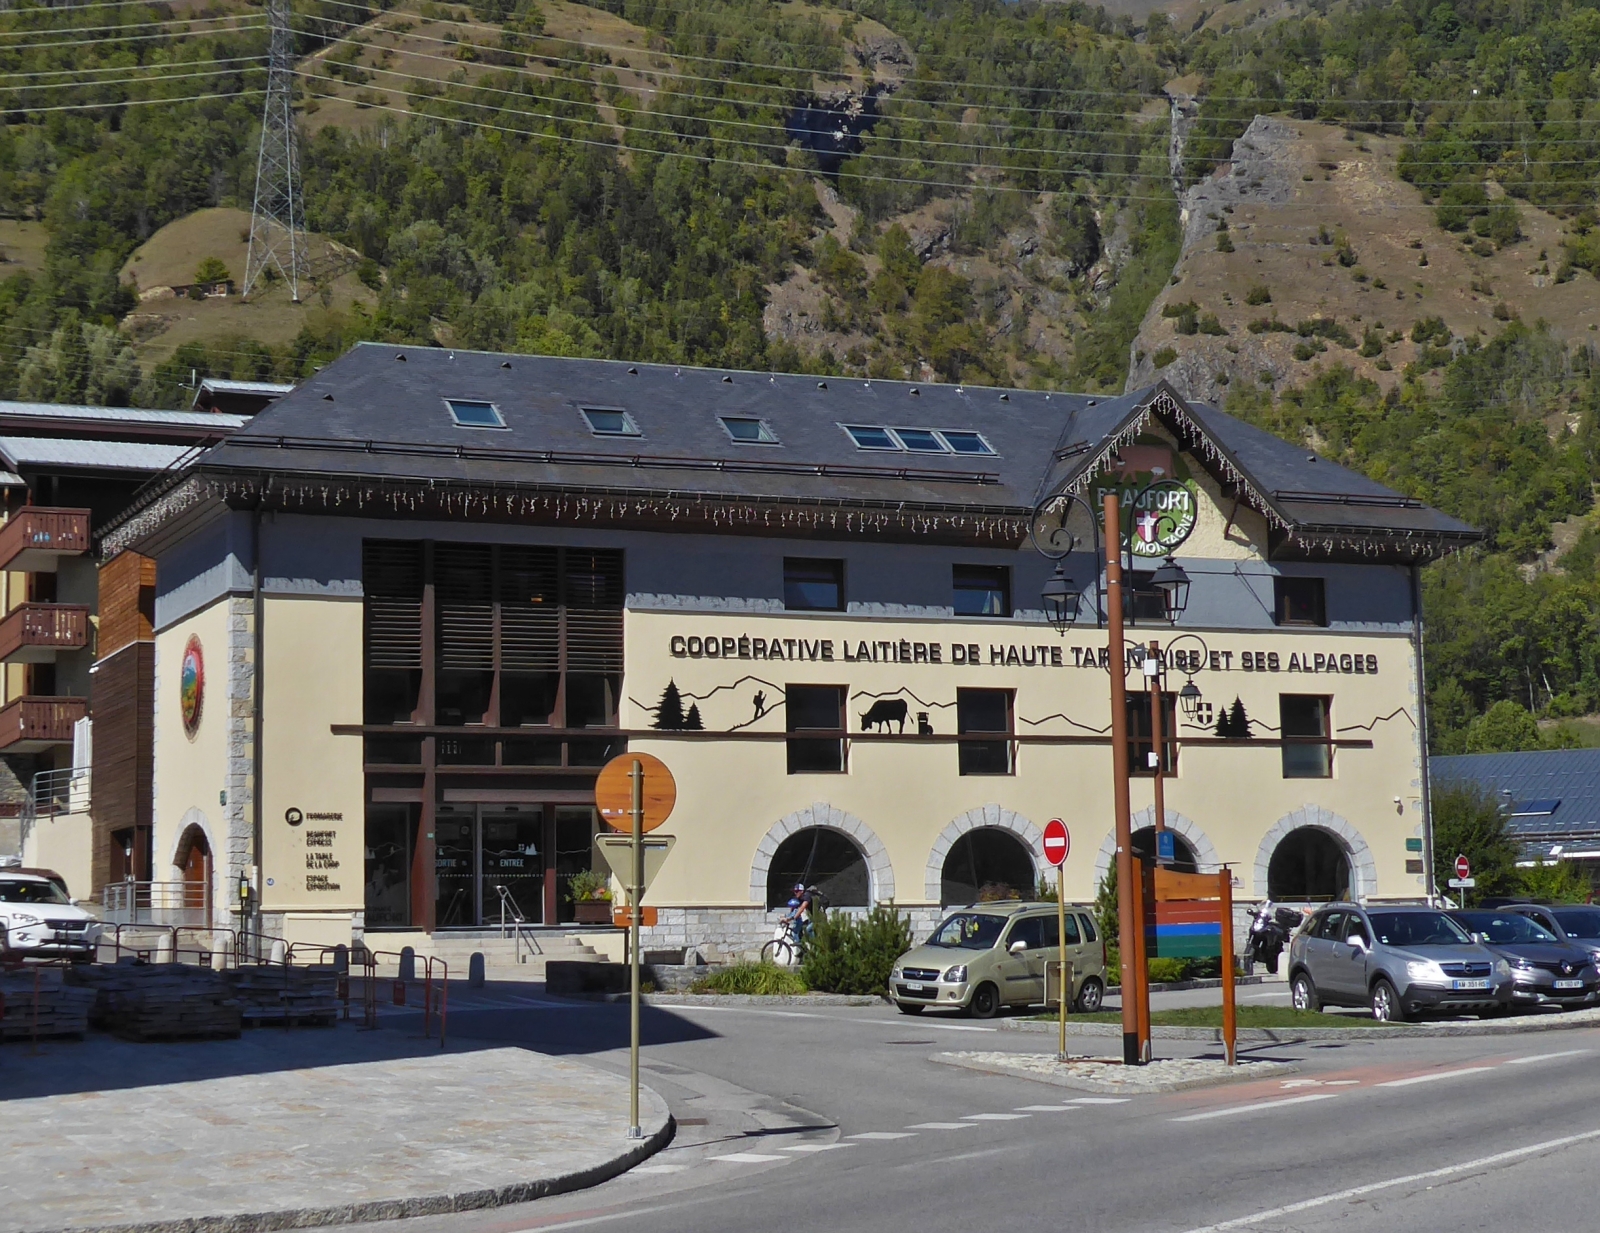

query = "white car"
[0,872,100,959]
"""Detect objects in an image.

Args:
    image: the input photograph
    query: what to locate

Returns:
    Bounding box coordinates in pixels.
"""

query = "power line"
[0,13,261,39]
[0,24,263,50]
[4,85,261,113]
[0,54,264,80]
[0,61,265,89]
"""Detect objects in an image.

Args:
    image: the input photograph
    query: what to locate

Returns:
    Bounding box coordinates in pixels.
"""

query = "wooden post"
[1104,492,1143,1066]
[1220,869,1237,1066]
[1131,856,1151,1061]
[628,758,643,1139]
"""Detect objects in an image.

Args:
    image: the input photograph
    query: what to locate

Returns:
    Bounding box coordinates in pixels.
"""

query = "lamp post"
[1033,487,1192,1066]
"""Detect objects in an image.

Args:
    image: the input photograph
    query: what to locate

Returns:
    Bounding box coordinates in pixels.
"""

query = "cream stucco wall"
[622,610,1423,910]
[152,596,234,922]
[259,595,364,941]
[21,809,92,901]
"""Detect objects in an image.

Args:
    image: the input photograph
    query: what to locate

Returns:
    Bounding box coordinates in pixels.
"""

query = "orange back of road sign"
[596,752,677,833]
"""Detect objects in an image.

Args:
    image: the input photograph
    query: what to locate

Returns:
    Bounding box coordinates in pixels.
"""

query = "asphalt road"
[341,989,1600,1233]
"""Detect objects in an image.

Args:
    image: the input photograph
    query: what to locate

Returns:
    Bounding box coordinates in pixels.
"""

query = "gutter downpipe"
[251,504,265,957]
[1411,562,1437,905]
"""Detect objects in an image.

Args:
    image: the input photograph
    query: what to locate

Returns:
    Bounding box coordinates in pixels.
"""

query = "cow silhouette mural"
[861,698,910,733]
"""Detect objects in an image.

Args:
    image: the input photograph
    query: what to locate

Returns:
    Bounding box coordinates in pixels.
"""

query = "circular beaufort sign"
[1042,818,1071,868]
[180,635,205,738]
[595,752,677,833]
[1129,480,1199,558]
[1455,854,1472,880]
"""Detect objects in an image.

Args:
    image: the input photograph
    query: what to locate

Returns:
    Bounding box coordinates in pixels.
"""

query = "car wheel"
[896,1002,924,1016]
[1291,970,1320,1013]
[968,982,1001,1019]
[1370,977,1408,1023]
[1074,976,1105,1013]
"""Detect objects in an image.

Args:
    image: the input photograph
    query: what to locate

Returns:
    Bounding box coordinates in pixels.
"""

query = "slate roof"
[102,344,1481,558]
[1433,750,1600,855]
[0,436,200,474]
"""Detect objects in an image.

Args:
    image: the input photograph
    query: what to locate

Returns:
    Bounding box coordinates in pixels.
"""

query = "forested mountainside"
[0,0,1598,752]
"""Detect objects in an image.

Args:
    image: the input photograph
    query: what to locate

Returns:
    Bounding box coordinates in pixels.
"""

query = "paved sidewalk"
[2,1027,670,1233]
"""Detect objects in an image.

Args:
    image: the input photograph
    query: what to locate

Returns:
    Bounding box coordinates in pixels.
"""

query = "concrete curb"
[614,992,885,1007]
[998,1005,1600,1043]
[931,1051,1298,1094]
[29,1112,675,1233]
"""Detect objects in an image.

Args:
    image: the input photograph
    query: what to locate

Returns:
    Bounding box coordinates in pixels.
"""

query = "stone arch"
[925,806,1043,902]
[169,807,219,925]
[750,803,895,906]
[1254,806,1377,901]
[1093,808,1221,888]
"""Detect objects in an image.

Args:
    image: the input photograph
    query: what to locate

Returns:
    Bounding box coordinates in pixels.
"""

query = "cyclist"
[782,883,816,947]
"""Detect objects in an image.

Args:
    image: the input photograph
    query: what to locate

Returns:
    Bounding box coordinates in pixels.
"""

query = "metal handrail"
[24,765,90,822]
[496,883,542,962]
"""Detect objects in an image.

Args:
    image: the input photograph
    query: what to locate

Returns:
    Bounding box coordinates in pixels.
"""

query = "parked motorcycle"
[1247,902,1304,974]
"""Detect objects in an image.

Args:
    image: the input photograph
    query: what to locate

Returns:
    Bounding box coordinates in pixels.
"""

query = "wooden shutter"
[562,549,624,673]
[435,544,494,671]
[499,546,560,671]
[363,541,423,670]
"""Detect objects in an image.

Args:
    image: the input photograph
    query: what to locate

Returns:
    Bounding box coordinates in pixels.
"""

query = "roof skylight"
[445,399,505,429]
[582,407,641,436]
[840,425,997,456]
[720,416,780,444]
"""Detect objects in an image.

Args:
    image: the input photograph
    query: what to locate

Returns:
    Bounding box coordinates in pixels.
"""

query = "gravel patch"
[933,1050,1295,1094]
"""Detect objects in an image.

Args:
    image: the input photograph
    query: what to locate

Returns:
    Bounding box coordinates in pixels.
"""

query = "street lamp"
[1150,555,1191,624]
[1178,678,1203,720]
[1040,564,1082,632]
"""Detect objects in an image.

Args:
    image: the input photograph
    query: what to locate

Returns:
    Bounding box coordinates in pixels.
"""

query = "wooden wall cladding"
[90,641,153,895]
[97,551,155,662]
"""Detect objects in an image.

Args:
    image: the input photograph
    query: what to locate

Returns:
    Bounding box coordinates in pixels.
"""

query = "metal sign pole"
[1219,868,1237,1066]
[1057,862,1068,1061]
[628,758,643,1140]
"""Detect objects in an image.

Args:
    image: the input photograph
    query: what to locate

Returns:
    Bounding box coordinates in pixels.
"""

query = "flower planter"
[573,900,615,925]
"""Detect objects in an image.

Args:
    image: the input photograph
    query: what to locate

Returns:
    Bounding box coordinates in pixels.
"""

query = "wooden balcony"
[0,695,87,752]
[0,603,89,663]
[0,507,91,573]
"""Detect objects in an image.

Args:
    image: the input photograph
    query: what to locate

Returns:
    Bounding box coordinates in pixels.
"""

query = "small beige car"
[889,900,1107,1018]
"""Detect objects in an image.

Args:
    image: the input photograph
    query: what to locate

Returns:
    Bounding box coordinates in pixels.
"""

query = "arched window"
[1268,827,1351,901]
[767,828,869,909]
[941,828,1036,905]
[1131,826,1199,874]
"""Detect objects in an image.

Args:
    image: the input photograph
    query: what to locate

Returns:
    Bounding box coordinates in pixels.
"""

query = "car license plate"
[1554,979,1584,990]
[904,983,926,992]
[1450,978,1490,991]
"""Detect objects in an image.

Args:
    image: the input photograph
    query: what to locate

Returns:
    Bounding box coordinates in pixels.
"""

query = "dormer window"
[720,416,779,444]
[581,407,641,436]
[445,399,505,429]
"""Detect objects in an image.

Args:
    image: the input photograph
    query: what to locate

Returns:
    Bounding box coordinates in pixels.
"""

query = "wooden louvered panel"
[500,546,559,606]
[565,610,624,672]
[562,550,624,608]
[367,599,423,669]
[500,607,560,671]
[364,542,424,597]
[436,545,493,672]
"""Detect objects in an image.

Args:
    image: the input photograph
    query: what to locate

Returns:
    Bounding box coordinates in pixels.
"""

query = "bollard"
[333,944,349,975]
[399,946,416,981]
[468,952,485,987]
[155,933,174,965]
[269,938,287,964]
[212,942,230,971]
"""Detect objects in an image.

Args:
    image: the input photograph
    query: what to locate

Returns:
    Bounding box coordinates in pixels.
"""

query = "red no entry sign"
[1043,818,1071,868]
[1455,853,1472,880]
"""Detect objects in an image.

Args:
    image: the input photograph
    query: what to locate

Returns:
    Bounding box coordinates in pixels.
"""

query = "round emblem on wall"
[285,808,304,827]
[180,635,205,738]
[1128,479,1199,558]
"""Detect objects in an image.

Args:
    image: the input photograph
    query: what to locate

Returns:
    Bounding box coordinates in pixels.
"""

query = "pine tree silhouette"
[684,703,704,730]
[654,680,686,729]
[1228,696,1253,738]
[1214,704,1231,738]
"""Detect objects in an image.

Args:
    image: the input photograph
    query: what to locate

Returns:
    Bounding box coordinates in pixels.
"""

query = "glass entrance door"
[435,804,546,927]
[482,806,545,926]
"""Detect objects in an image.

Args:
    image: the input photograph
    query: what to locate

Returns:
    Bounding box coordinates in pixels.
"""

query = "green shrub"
[1359,327,1385,358]
[1216,231,1235,252]
[692,962,808,996]
[1151,346,1178,368]
[1247,316,1294,334]
[1147,957,1191,983]
[1245,284,1272,305]
[1162,299,1200,334]
[799,904,912,995]
[1412,315,1451,345]
[1198,313,1228,335]
[1296,317,1358,348]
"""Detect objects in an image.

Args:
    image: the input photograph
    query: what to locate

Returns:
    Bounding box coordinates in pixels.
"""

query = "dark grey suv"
[1448,909,1600,1010]
[1287,903,1513,1022]
[1507,904,1600,971]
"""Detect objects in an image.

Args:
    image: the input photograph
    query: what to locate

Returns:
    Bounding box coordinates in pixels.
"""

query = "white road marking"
[920,1023,1000,1033]
[1375,1065,1495,1088]
[849,1131,918,1140]
[782,1143,854,1152]
[1169,1092,1340,1123]
[1181,1125,1600,1232]
[962,1112,1031,1121]
[1324,1079,1361,1086]
[1063,1097,1130,1105]
[1015,1105,1072,1112]
[630,1164,686,1174]
[1505,1049,1592,1065]
[907,1122,977,1130]
[709,1152,789,1163]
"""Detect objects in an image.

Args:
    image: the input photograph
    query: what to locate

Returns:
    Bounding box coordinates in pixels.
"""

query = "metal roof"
[1433,750,1600,840]
[0,436,199,474]
[195,378,296,396]
[0,401,248,430]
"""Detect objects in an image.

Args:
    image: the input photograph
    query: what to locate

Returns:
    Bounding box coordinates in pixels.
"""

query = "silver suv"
[1287,903,1513,1022]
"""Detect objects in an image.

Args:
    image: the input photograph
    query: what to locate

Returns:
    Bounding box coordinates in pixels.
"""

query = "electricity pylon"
[243,0,305,301]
